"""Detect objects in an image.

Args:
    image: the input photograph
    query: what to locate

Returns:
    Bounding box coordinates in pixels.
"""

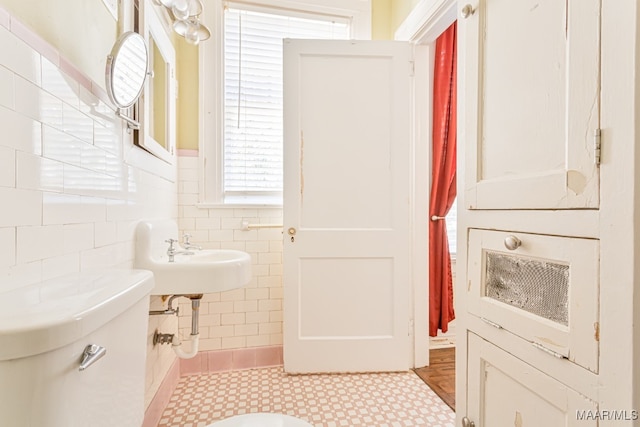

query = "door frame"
[395,0,458,368]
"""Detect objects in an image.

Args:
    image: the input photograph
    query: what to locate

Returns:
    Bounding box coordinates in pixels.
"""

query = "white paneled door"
[283,40,414,373]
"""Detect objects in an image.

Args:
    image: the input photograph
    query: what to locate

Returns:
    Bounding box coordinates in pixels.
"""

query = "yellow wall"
[0,0,422,150]
[176,39,199,150]
[0,0,117,87]
[390,0,422,35]
[373,0,422,40]
[372,0,392,40]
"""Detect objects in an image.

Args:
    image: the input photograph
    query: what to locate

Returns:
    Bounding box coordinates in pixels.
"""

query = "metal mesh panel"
[484,251,569,326]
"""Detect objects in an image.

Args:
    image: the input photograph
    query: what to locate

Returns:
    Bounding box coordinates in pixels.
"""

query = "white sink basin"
[134,220,252,295]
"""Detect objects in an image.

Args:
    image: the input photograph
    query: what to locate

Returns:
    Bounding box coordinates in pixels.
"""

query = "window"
[222,7,349,203]
[201,0,371,206]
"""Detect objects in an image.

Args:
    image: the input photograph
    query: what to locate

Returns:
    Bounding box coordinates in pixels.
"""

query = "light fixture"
[152,0,211,45]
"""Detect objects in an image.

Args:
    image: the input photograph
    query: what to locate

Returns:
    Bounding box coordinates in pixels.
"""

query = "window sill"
[196,202,283,210]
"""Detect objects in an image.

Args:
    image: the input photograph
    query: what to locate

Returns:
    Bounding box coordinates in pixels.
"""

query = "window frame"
[198,0,372,207]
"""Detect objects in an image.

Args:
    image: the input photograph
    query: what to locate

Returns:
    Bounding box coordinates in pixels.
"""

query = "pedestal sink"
[134,219,252,295]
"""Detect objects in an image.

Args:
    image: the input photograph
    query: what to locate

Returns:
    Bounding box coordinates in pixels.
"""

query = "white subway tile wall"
[1,8,289,417]
[176,156,285,351]
[0,18,177,411]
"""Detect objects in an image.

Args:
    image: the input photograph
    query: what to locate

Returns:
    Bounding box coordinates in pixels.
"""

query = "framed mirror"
[105,31,148,127]
[137,0,176,164]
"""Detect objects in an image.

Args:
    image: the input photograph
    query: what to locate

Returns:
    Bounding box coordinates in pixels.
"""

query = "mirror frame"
[136,0,176,164]
[105,31,148,111]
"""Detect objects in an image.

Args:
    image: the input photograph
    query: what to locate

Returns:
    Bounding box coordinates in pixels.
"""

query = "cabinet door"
[467,333,599,427]
[467,228,599,373]
[461,0,601,209]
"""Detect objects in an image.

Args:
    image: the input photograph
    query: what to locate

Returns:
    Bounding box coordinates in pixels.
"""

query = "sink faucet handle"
[165,238,177,251]
[183,233,192,245]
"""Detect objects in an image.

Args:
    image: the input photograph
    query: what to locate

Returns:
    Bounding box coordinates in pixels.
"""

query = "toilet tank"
[0,270,153,427]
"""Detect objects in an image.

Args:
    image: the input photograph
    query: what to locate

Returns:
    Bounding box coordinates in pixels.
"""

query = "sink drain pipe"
[151,294,203,359]
[172,294,202,359]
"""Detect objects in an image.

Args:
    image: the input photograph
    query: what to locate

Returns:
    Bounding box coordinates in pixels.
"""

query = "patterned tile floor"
[158,366,455,427]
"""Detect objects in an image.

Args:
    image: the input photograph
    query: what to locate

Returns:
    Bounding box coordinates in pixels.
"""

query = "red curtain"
[429,22,457,337]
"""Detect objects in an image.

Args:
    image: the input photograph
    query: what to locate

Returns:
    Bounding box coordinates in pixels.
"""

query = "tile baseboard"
[143,345,284,426]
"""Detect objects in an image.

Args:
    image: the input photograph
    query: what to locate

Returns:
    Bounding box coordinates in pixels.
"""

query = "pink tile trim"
[60,55,92,92]
[232,347,257,370]
[2,8,110,106]
[177,149,199,157]
[91,82,114,109]
[207,349,233,372]
[181,346,284,376]
[9,17,59,66]
[0,7,10,29]
[256,345,283,367]
[179,352,207,375]
[142,359,181,427]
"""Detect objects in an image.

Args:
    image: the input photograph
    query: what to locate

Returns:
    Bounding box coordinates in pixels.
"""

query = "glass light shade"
[185,23,200,45]
[174,18,210,41]
[171,1,190,21]
[196,22,211,41]
[187,0,203,18]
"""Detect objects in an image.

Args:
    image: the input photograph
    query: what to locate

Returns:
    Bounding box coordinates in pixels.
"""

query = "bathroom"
[0,0,459,425]
[2,0,639,426]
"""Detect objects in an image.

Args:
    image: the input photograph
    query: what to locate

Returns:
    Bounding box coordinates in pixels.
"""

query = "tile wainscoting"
[0,6,178,413]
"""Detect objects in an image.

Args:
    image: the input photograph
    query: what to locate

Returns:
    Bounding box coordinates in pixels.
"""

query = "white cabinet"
[467,333,599,427]
[456,0,621,425]
[462,0,601,210]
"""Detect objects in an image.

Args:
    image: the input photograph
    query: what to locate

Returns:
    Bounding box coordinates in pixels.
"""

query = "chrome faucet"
[182,233,202,251]
[165,238,194,262]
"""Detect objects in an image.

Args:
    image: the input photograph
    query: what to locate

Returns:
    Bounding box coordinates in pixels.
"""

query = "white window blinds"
[223,6,349,203]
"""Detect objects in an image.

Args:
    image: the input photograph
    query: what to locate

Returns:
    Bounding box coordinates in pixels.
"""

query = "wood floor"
[414,347,455,411]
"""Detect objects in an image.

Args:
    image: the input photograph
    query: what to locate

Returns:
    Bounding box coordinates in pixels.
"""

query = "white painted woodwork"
[447,0,640,425]
[282,40,413,373]
[463,0,601,209]
[467,333,599,427]
[467,229,599,373]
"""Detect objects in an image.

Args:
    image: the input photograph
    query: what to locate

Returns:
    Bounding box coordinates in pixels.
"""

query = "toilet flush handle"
[79,344,107,371]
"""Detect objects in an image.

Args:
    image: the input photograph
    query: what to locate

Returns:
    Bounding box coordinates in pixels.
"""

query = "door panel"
[467,228,599,373]
[467,333,599,427]
[283,40,412,373]
[463,0,601,209]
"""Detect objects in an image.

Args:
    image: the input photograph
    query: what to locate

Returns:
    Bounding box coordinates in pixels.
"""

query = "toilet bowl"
[208,413,313,427]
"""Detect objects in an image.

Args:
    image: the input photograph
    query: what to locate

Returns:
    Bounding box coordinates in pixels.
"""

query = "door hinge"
[594,128,601,166]
[531,341,567,359]
[409,60,415,77]
[480,317,503,329]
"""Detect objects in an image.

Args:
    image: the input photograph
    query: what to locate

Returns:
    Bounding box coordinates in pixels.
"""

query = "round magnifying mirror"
[105,31,148,108]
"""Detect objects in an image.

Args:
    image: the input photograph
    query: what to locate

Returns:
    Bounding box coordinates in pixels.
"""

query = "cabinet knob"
[461,4,475,19]
[462,417,476,427]
[504,235,522,250]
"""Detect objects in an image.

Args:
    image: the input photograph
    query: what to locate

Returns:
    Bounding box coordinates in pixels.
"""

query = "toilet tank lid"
[0,270,154,361]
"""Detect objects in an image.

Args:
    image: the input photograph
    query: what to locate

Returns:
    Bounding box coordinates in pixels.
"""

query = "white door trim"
[394,0,457,368]
[394,0,457,44]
